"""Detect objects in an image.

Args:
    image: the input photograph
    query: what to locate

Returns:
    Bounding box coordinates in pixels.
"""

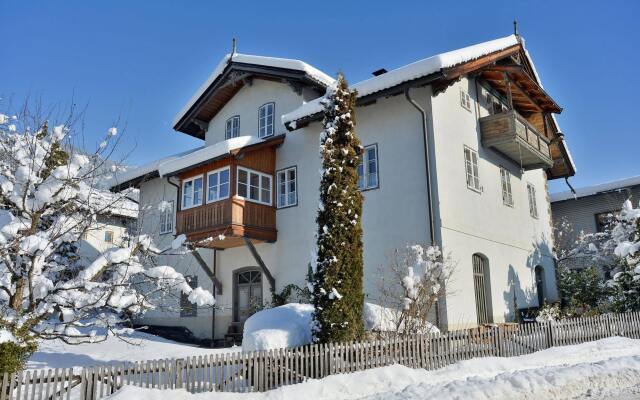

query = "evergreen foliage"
[558,265,607,316]
[312,74,364,343]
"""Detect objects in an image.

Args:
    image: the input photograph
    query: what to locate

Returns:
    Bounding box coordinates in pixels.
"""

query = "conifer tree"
[312,74,364,343]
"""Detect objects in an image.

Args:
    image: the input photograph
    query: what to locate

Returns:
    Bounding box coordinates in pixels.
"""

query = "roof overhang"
[174,62,328,139]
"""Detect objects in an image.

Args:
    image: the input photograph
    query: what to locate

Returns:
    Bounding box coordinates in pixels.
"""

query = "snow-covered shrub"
[242,303,314,351]
[376,244,452,336]
[0,109,214,371]
[363,302,439,335]
[557,265,607,316]
[535,303,561,323]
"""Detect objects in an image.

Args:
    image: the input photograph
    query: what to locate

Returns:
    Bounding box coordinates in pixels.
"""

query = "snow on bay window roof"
[282,35,520,127]
[157,135,264,177]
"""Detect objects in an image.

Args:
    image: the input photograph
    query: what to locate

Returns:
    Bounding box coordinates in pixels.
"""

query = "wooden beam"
[243,237,276,293]
[191,247,223,294]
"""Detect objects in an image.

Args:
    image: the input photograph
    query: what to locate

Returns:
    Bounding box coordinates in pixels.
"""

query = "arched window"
[535,265,546,307]
[233,268,263,324]
[472,254,492,324]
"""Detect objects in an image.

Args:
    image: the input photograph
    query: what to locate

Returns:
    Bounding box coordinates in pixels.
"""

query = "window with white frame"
[258,103,275,138]
[277,166,297,208]
[237,167,272,205]
[206,167,230,203]
[225,116,240,139]
[527,183,538,218]
[159,200,174,234]
[181,176,203,209]
[500,167,513,206]
[464,146,481,192]
[358,144,379,190]
[460,89,472,111]
[104,230,114,243]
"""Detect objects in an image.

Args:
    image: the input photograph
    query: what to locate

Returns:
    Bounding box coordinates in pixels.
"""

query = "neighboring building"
[551,176,640,273]
[110,33,576,342]
[77,191,138,266]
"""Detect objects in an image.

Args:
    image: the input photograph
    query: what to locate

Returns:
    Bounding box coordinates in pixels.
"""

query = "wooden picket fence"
[3,311,640,399]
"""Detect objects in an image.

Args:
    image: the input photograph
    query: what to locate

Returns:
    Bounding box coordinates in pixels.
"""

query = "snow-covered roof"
[90,190,138,219]
[108,147,203,190]
[173,53,335,128]
[158,136,264,177]
[282,35,520,125]
[551,175,640,203]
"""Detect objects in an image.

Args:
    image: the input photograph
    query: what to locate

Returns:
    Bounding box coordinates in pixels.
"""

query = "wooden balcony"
[176,198,276,249]
[480,110,553,170]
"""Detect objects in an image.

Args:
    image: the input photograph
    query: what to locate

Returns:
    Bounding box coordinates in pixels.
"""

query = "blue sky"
[1,0,638,193]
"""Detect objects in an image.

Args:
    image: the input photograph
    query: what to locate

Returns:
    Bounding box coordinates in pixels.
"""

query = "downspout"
[404,88,437,246]
[405,87,442,330]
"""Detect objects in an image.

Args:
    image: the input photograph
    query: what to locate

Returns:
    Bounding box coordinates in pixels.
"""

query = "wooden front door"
[234,269,263,324]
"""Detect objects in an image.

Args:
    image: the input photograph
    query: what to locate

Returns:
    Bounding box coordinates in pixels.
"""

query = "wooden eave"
[174,63,328,139]
[109,170,159,192]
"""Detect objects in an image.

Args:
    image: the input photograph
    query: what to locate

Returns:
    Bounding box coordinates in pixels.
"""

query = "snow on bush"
[242,303,314,351]
[363,302,439,335]
[0,111,215,353]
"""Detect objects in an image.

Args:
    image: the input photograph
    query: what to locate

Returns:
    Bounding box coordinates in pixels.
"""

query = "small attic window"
[372,68,387,76]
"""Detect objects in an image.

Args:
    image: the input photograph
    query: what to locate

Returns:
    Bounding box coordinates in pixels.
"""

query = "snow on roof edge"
[157,136,263,177]
[283,35,519,126]
[172,53,335,128]
[551,175,640,203]
[107,146,203,191]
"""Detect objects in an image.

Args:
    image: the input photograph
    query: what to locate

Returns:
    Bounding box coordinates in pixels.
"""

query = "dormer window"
[225,116,240,139]
[259,103,275,138]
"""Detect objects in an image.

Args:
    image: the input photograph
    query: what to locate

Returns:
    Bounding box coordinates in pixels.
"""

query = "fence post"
[493,326,501,356]
[175,359,183,389]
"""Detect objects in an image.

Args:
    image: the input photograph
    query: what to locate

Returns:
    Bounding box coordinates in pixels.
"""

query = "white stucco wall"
[430,77,557,329]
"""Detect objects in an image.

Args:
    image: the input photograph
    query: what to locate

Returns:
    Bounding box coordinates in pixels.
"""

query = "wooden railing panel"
[176,200,231,235]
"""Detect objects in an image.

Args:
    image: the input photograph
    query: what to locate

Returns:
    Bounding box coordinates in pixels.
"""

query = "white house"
[77,191,138,267]
[110,33,576,344]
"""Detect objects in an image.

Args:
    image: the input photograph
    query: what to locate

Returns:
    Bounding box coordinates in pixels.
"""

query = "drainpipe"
[404,88,437,246]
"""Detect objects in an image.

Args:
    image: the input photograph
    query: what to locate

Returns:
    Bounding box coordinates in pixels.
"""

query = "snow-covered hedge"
[242,303,314,352]
[242,302,439,351]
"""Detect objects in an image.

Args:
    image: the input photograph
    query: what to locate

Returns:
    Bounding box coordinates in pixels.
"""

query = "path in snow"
[28,330,239,370]
[106,337,640,399]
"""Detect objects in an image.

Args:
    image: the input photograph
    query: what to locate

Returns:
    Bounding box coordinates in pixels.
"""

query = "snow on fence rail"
[3,311,640,399]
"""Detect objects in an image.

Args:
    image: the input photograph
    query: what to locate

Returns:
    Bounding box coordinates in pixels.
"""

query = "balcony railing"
[479,110,553,170]
[176,198,276,248]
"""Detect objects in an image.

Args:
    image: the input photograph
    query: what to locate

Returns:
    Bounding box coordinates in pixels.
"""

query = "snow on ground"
[27,330,239,370]
[108,337,640,399]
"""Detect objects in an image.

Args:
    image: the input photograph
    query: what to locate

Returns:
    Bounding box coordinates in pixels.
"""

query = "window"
[159,200,174,234]
[485,90,507,115]
[206,168,230,203]
[181,176,203,209]
[500,167,513,206]
[104,230,114,243]
[358,144,379,190]
[225,116,240,139]
[472,254,492,324]
[81,231,89,240]
[258,103,275,138]
[460,89,472,111]
[535,266,546,307]
[595,210,619,232]
[464,146,481,192]
[237,167,272,205]
[277,166,297,208]
[527,183,538,218]
[180,275,198,317]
